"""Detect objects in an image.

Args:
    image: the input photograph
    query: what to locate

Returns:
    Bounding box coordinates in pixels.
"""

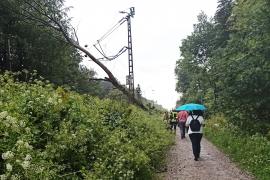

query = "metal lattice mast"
[121,7,135,95]
[127,8,135,95]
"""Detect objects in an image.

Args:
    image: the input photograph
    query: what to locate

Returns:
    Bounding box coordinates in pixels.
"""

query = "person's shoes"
[194,157,198,161]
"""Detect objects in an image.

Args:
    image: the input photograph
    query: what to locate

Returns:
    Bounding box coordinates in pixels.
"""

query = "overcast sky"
[65,0,218,110]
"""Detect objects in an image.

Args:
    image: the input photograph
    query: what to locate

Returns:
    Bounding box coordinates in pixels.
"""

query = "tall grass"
[205,114,270,180]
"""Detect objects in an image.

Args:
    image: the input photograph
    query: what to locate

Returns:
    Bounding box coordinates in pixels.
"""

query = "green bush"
[0,71,173,179]
[205,114,270,180]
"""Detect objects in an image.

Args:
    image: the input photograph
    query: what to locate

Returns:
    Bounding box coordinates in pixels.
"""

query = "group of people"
[163,110,205,161]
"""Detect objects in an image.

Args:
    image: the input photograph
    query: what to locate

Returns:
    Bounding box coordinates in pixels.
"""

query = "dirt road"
[159,130,254,180]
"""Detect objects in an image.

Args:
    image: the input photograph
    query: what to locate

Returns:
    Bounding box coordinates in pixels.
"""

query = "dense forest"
[175,0,270,135]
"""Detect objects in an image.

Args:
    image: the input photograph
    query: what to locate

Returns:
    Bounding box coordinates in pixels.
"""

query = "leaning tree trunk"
[71,42,146,110]
[13,0,146,109]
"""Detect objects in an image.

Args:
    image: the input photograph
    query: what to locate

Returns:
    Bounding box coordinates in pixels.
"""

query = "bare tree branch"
[72,27,80,44]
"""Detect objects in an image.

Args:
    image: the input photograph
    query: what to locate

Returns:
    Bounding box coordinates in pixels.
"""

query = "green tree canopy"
[175,0,270,134]
[0,0,100,95]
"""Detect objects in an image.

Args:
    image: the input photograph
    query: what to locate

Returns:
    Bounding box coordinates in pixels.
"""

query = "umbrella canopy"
[175,103,206,111]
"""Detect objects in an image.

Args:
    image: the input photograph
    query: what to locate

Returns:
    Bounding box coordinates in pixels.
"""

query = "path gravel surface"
[159,129,254,180]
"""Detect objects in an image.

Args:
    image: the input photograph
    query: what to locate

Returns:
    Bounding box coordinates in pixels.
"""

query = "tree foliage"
[0,0,101,96]
[175,0,270,134]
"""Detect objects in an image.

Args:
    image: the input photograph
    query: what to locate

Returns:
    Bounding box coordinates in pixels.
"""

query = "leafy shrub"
[0,71,173,179]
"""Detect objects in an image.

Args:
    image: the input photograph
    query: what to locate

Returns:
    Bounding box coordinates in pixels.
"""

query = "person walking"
[169,111,177,133]
[185,110,204,161]
[163,111,170,130]
[177,110,189,139]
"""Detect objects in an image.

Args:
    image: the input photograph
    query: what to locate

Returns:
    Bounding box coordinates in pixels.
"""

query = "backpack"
[189,115,201,131]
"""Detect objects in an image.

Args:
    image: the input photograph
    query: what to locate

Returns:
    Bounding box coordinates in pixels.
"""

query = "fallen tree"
[7,0,146,109]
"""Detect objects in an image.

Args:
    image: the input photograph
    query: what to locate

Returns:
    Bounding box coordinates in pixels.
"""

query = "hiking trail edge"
[159,130,254,180]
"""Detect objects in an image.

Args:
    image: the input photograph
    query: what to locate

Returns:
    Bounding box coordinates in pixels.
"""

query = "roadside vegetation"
[0,71,173,179]
[175,0,270,179]
[205,115,270,180]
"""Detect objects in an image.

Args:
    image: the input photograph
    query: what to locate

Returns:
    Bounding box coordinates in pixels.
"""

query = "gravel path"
[159,129,254,180]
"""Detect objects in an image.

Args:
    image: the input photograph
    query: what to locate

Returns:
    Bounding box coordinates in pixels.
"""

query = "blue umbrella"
[175,103,206,111]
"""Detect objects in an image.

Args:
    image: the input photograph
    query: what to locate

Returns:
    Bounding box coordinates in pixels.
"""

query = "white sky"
[65,0,218,110]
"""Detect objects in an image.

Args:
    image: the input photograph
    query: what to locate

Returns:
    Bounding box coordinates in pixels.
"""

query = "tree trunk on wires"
[7,0,146,109]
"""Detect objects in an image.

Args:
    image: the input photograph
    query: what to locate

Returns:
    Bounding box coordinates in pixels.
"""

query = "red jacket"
[177,111,188,122]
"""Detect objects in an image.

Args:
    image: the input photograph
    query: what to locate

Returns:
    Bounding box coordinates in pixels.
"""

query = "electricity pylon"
[121,7,135,95]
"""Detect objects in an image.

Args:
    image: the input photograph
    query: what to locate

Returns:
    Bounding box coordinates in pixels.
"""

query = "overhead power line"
[92,16,127,61]
[94,42,128,61]
[96,17,126,43]
[91,7,136,96]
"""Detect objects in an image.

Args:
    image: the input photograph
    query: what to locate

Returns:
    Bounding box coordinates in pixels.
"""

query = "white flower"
[10,175,19,180]
[60,145,67,149]
[24,154,32,161]
[1,153,6,160]
[25,127,31,133]
[16,140,33,150]
[21,160,30,169]
[3,122,10,128]
[0,111,8,119]
[6,163,12,171]
[16,140,24,146]
[47,97,54,104]
[6,115,12,121]
[0,174,7,180]
[36,166,45,173]
[24,142,33,150]
[6,116,16,125]
[2,151,14,160]
[19,121,26,127]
